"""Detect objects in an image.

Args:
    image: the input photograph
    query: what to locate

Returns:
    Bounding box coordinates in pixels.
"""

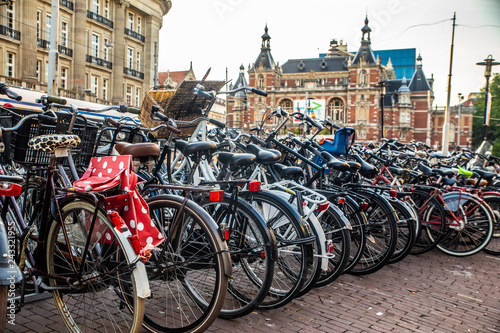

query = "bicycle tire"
[241,190,312,310]
[435,192,494,256]
[387,198,417,264]
[46,200,145,333]
[143,194,230,332]
[313,204,351,288]
[346,189,398,275]
[409,190,447,254]
[200,195,276,319]
[483,194,500,255]
[341,196,368,272]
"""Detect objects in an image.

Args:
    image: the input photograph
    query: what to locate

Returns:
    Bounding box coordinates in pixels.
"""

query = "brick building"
[227,18,437,144]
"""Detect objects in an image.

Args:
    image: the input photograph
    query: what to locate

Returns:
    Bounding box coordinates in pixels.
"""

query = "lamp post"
[456,93,463,147]
[476,55,500,141]
[376,81,389,141]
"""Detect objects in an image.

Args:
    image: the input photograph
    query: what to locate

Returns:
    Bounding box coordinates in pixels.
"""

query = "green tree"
[472,73,500,154]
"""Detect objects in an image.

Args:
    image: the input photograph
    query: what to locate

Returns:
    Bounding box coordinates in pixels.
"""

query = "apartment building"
[0,0,171,105]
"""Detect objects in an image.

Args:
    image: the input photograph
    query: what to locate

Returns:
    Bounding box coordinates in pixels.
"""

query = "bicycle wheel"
[483,194,500,255]
[387,198,416,264]
[143,195,230,332]
[313,204,351,287]
[347,189,398,275]
[200,195,275,319]
[46,200,145,333]
[341,196,368,272]
[409,190,447,254]
[241,190,312,310]
[435,192,494,256]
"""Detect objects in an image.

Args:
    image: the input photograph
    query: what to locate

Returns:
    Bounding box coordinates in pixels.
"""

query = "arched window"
[280,99,293,113]
[360,70,367,84]
[258,75,265,88]
[328,98,344,122]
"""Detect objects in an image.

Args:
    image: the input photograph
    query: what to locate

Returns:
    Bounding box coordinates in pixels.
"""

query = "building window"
[36,60,41,81]
[91,33,99,58]
[104,0,109,19]
[102,78,108,100]
[6,53,15,78]
[400,110,410,124]
[279,99,293,113]
[126,85,132,105]
[136,51,141,71]
[60,67,68,89]
[137,16,141,35]
[128,12,134,31]
[358,107,368,121]
[36,10,42,40]
[91,75,98,97]
[127,47,133,68]
[360,70,367,85]
[104,38,110,61]
[92,0,100,14]
[6,3,15,29]
[135,88,141,106]
[61,21,68,47]
[258,75,264,88]
[46,14,51,40]
[328,98,344,122]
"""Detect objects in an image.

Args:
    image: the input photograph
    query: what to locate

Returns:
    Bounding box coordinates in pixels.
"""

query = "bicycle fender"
[0,218,23,285]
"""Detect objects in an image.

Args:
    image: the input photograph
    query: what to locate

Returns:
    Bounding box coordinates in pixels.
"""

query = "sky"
[158,0,500,106]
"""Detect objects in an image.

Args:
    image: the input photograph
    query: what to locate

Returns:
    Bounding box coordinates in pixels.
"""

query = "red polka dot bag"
[73,155,164,250]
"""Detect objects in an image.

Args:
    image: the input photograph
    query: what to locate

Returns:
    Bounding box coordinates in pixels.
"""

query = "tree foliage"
[472,73,500,154]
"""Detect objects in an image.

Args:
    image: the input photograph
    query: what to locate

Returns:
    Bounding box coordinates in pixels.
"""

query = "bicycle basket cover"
[74,155,164,249]
[320,127,355,156]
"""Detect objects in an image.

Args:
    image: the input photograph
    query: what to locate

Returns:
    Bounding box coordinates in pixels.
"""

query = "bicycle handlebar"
[0,83,22,101]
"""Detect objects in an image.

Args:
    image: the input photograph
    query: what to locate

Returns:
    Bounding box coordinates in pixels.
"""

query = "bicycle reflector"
[127,235,141,255]
[0,183,22,197]
[360,202,369,211]
[336,197,346,205]
[389,189,397,198]
[317,202,330,213]
[210,190,224,201]
[249,181,261,192]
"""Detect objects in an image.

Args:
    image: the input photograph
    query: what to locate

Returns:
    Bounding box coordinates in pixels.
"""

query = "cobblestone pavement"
[5,250,500,333]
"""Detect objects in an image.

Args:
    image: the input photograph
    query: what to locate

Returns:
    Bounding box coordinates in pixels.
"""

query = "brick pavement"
[5,250,500,333]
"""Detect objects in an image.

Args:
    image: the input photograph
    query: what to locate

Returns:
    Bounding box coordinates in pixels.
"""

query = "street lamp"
[476,55,500,141]
[375,81,389,140]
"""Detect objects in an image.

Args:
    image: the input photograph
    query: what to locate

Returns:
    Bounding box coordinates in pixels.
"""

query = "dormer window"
[360,70,367,84]
[258,75,265,88]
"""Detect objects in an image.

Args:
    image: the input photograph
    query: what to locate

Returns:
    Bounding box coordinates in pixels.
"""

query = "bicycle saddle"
[274,163,303,179]
[387,166,406,176]
[217,152,256,167]
[245,144,281,165]
[175,140,217,156]
[115,142,161,157]
[351,155,378,176]
[473,169,496,181]
[28,134,81,153]
[431,168,455,177]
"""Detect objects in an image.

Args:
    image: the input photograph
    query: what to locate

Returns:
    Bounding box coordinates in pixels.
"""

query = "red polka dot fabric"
[74,155,164,249]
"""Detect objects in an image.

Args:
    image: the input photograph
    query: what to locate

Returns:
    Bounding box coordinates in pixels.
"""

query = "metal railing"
[0,25,20,40]
[86,55,113,69]
[60,0,73,10]
[124,28,145,42]
[86,10,113,28]
[58,45,73,57]
[37,38,50,49]
[123,67,144,79]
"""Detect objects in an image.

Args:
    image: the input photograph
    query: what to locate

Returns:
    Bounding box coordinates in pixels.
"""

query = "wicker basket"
[139,80,226,138]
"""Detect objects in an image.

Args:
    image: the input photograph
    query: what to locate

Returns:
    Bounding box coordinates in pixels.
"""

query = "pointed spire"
[352,16,376,65]
[409,53,431,91]
[399,75,410,93]
[253,25,275,70]
[386,57,393,68]
[361,15,371,41]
